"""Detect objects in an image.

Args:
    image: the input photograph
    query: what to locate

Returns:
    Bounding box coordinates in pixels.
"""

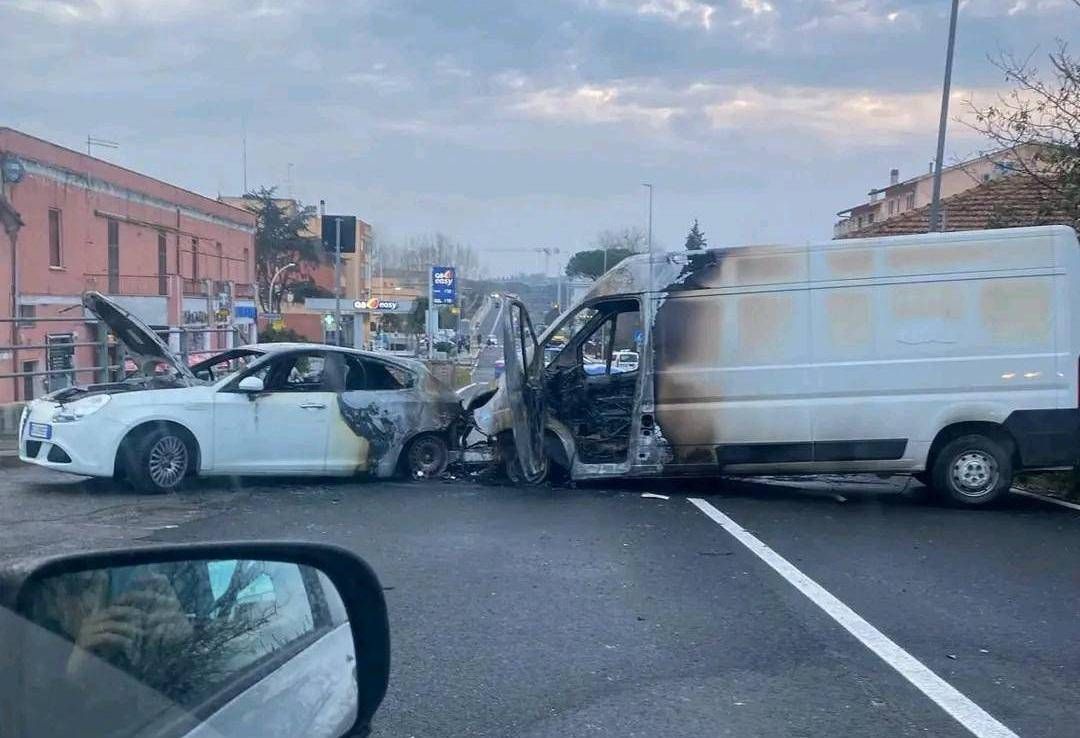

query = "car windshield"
[5,2,1080,737]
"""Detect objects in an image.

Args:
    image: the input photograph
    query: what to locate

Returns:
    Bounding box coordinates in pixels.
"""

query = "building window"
[243,248,249,281]
[906,192,916,210]
[192,238,199,280]
[888,200,897,215]
[22,361,38,402]
[216,241,223,280]
[48,209,62,267]
[158,232,168,296]
[18,304,35,328]
[868,212,875,224]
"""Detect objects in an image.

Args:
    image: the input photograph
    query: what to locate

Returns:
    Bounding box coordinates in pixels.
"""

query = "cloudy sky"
[1,0,1075,275]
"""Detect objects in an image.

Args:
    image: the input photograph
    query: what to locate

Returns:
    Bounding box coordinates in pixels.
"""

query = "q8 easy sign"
[431,266,456,305]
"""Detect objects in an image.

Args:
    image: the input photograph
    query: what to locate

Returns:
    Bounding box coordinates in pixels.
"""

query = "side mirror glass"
[237,376,264,393]
[0,543,389,738]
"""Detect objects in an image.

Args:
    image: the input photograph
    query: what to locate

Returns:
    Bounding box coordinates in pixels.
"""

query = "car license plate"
[27,422,52,440]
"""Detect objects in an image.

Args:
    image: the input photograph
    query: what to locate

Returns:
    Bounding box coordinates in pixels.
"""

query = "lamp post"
[929,0,961,232]
[268,262,296,314]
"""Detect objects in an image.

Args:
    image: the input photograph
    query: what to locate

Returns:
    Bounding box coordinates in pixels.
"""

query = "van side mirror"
[237,376,264,393]
[0,542,390,738]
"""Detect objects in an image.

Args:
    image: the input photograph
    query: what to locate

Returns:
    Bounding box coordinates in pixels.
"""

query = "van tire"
[929,434,1013,506]
[125,426,192,494]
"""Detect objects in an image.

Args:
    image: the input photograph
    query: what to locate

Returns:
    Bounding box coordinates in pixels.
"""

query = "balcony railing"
[85,273,167,296]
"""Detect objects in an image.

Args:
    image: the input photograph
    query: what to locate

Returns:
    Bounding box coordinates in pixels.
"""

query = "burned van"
[474,225,1080,506]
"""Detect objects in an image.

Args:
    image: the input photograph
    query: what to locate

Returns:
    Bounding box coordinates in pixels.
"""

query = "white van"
[474,225,1080,505]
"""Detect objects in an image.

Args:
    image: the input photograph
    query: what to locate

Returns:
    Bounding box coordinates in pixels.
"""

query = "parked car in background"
[19,292,464,492]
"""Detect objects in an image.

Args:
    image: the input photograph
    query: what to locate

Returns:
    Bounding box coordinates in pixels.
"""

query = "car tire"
[929,433,1013,506]
[125,426,193,494]
[405,434,449,478]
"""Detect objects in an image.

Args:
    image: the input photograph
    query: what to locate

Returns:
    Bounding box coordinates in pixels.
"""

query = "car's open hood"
[82,291,197,383]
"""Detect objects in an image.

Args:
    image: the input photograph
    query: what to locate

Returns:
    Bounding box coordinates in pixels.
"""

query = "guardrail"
[0,316,248,401]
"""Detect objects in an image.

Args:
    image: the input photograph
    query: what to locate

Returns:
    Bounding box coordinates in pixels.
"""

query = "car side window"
[343,356,411,391]
[257,353,327,392]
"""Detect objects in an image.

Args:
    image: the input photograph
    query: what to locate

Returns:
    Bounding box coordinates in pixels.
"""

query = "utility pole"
[334,217,343,346]
[929,0,960,233]
[643,183,653,254]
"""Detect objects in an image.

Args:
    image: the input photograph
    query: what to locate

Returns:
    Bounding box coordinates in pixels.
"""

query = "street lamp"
[642,183,653,255]
[268,262,296,313]
[929,0,961,232]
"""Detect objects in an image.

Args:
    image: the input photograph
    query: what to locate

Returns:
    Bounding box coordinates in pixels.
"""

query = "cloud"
[507,78,996,149]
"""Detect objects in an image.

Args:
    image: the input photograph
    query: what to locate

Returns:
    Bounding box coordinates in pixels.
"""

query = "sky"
[1,0,1076,276]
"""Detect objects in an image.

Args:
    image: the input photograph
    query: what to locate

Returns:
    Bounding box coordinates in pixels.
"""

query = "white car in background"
[20,292,465,492]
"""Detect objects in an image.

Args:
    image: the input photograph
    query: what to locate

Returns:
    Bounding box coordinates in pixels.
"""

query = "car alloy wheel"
[148,435,188,489]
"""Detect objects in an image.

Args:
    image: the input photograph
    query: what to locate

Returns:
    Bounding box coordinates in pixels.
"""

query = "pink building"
[0,127,258,402]
[833,145,1042,238]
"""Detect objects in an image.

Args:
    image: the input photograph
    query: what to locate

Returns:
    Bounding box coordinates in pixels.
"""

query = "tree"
[288,279,333,301]
[378,233,486,279]
[242,187,322,313]
[684,219,707,250]
[565,248,638,280]
[564,227,647,280]
[594,227,647,253]
[965,32,1080,230]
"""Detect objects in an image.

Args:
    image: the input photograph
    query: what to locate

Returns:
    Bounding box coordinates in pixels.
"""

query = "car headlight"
[52,394,111,423]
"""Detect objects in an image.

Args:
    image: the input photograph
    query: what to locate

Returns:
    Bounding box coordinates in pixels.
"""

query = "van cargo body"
[476,226,1080,504]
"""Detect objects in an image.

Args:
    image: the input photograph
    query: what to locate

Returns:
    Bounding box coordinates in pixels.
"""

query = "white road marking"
[688,497,1019,738]
[1012,488,1080,512]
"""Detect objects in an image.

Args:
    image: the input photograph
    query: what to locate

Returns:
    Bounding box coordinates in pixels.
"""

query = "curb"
[0,452,24,468]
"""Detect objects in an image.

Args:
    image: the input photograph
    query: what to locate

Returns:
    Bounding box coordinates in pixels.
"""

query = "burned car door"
[500,298,547,482]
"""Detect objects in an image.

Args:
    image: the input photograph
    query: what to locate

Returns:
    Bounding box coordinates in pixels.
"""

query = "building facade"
[834,146,1039,237]
[0,127,258,402]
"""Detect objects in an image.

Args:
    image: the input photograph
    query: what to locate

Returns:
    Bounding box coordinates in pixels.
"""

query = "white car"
[20,292,465,492]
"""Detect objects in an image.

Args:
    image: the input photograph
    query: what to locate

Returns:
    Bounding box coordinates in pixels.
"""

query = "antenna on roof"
[86,136,118,157]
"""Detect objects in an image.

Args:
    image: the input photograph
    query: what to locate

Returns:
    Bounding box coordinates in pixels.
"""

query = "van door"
[500,298,547,482]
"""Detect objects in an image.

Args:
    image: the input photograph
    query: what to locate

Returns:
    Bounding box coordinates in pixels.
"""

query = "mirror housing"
[0,542,390,738]
[237,376,264,393]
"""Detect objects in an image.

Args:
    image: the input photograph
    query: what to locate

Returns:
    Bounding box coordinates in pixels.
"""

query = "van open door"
[499,298,547,482]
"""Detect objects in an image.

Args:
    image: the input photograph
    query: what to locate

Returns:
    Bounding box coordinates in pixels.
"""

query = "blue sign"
[432,266,456,305]
[234,305,257,320]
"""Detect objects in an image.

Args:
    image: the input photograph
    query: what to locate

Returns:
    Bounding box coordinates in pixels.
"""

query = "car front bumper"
[19,401,126,477]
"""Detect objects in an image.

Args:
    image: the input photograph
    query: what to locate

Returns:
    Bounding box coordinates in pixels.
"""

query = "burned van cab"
[475,225,1080,506]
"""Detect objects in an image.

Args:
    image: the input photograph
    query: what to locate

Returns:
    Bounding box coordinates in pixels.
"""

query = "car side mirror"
[237,376,264,394]
[0,542,390,738]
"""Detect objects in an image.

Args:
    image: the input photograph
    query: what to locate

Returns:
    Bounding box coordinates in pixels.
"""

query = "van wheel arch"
[926,421,1019,472]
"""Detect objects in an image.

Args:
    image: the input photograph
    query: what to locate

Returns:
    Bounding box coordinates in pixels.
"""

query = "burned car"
[19,291,463,492]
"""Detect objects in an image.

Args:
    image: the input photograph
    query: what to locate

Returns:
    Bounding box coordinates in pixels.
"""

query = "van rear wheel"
[929,434,1013,506]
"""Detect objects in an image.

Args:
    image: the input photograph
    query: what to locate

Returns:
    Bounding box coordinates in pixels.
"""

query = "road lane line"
[1012,488,1080,512]
[687,497,1018,738]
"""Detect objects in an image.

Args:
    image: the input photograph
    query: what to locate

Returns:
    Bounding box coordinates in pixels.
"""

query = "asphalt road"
[3,467,1079,737]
